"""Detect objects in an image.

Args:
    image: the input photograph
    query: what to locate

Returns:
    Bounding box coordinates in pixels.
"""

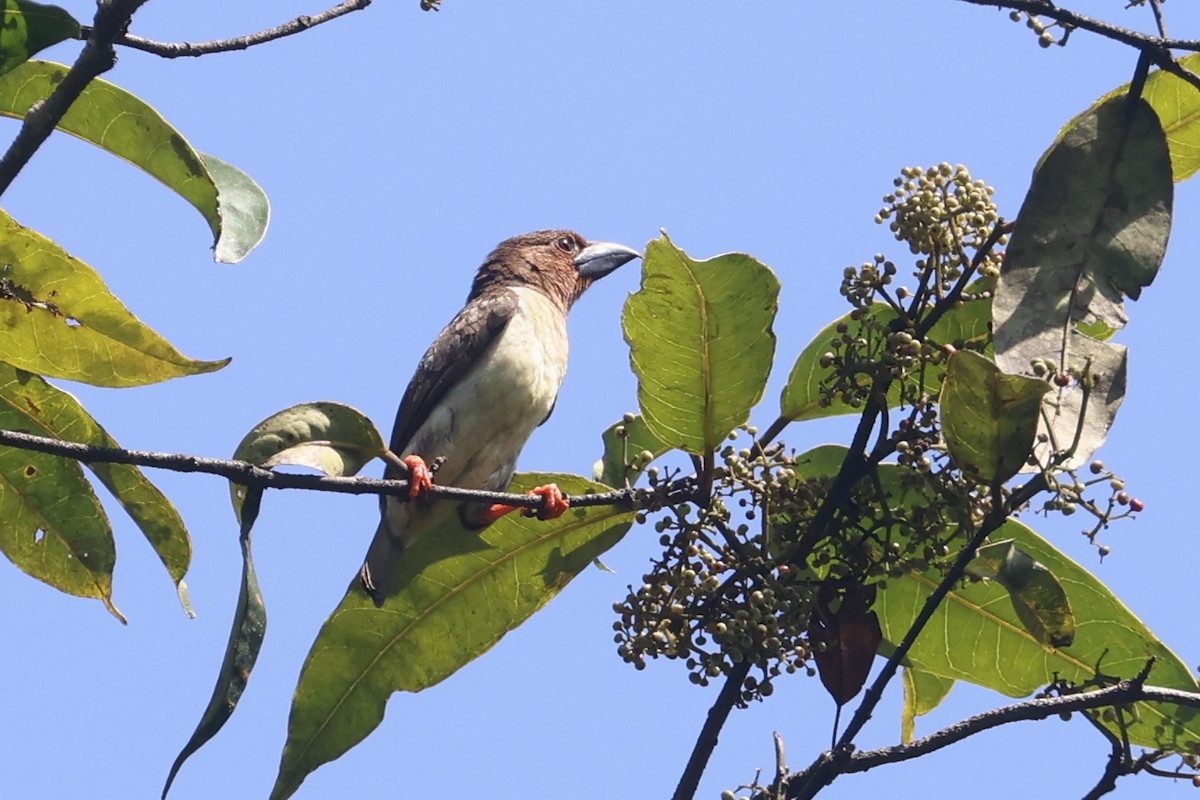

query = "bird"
[359,230,641,606]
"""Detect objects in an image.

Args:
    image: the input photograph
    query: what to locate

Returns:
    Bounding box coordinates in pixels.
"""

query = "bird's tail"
[360,518,403,607]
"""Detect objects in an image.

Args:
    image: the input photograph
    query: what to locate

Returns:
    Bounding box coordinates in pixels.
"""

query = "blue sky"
[1,2,1198,798]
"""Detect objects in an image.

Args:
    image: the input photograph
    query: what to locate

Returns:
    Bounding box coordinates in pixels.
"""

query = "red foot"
[479,483,570,524]
[525,483,569,520]
[403,455,433,500]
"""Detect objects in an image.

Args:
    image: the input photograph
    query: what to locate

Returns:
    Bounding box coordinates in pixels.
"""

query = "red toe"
[403,455,433,500]
[526,483,569,520]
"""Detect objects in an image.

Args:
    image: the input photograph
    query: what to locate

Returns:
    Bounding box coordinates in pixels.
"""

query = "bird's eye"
[555,236,576,254]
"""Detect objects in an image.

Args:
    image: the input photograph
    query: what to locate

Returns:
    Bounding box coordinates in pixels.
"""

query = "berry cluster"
[613,437,823,702]
[876,163,1005,284]
[1007,9,1072,49]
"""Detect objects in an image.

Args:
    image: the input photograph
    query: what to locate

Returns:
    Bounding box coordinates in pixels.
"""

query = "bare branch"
[0,0,149,198]
[780,683,1200,787]
[96,0,372,59]
[0,428,640,511]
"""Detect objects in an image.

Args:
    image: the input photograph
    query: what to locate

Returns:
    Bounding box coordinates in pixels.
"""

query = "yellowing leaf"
[0,363,191,608]
[0,210,228,385]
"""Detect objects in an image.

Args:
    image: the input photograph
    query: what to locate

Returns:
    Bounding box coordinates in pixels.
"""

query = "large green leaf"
[0,427,122,621]
[272,473,634,800]
[623,234,778,454]
[0,364,191,608]
[780,296,991,422]
[994,95,1171,468]
[1051,53,1200,182]
[0,1,79,77]
[877,518,1200,753]
[0,209,228,386]
[0,61,269,263]
[940,350,1049,484]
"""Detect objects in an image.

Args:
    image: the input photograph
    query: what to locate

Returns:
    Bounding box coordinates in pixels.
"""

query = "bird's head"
[469,230,641,312]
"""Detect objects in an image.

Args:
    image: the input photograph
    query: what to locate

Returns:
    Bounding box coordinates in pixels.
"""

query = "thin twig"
[0,428,642,511]
[94,0,372,58]
[956,0,1200,52]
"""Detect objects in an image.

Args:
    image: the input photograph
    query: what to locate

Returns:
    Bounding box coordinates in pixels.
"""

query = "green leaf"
[623,233,778,454]
[0,61,270,263]
[995,95,1171,468]
[0,363,192,610]
[900,668,954,744]
[0,1,79,77]
[162,494,264,800]
[0,429,123,621]
[970,539,1075,648]
[779,296,991,422]
[167,405,384,797]
[0,209,229,386]
[592,413,670,488]
[202,153,271,264]
[229,401,385,521]
[877,518,1200,752]
[271,473,634,800]
[1051,53,1200,182]
[939,350,1050,484]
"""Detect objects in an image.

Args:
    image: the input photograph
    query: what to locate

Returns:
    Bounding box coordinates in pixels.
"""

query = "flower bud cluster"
[876,164,1006,287]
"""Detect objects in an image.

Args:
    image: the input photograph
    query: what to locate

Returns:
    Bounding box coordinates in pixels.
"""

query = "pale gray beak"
[575,240,641,279]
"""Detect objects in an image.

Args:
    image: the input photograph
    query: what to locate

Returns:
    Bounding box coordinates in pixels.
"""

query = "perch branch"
[0,428,645,512]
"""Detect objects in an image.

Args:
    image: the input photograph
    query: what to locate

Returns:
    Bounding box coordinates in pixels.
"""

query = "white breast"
[406,286,569,491]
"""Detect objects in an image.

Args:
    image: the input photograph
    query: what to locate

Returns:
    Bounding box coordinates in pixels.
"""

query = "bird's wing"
[384,288,519,476]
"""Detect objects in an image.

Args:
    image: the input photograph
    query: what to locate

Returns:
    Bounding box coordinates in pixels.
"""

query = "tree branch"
[955,0,1200,52]
[955,0,1200,93]
[672,660,753,800]
[795,683,1200,782]
[0,0,149,198]
[0,428,642,511]
[96,0,373,59]
[787,477,1049,799]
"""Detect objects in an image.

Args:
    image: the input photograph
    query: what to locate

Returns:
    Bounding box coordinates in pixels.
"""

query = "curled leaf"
[970,539,1075,648]
[994,95,1171,468]
[229,402,385,522]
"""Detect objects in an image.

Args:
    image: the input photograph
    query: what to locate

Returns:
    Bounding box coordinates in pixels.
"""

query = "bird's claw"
[523,483,569,520]
[478,483,570,524]
[403,455,433,500]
